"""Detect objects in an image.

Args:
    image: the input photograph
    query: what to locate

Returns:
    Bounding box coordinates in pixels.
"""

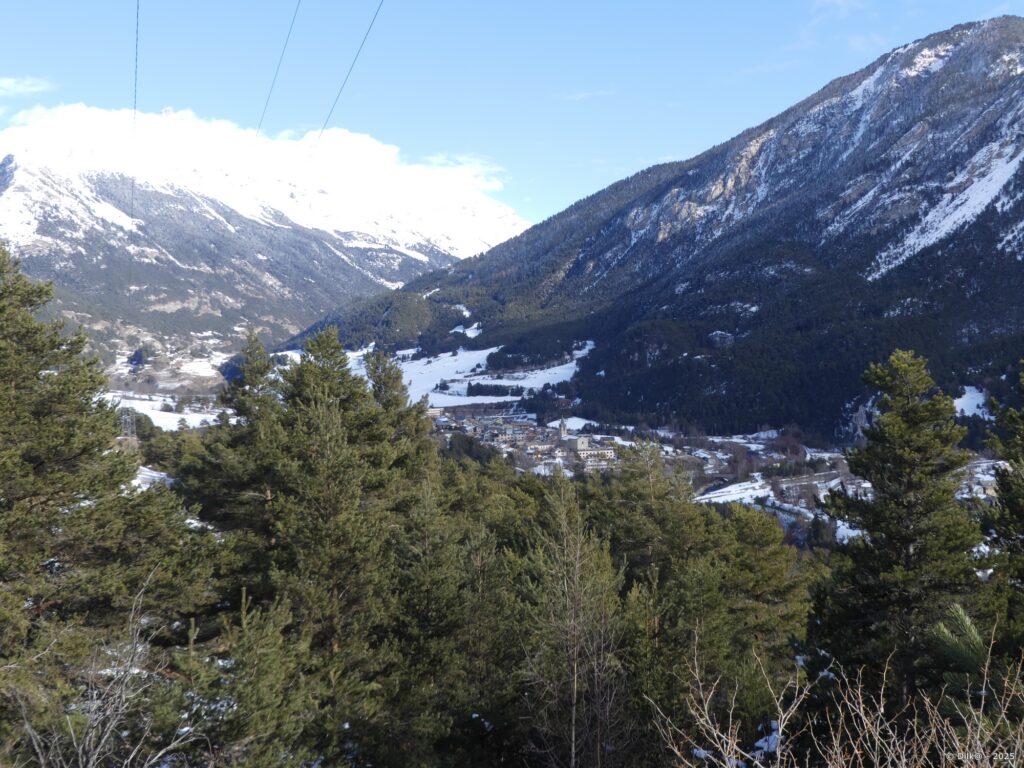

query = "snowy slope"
[282,342,594,409]
[0,105,526,260]
[0,105,529,355]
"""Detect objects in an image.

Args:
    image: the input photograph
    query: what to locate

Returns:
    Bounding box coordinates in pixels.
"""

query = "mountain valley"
[0,106,527,373]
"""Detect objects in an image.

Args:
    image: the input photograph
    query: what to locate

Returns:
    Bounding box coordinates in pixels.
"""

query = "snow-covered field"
[114,339,593,431]
[696,473,862,542]
[450,322,482,338]
[294,342,596,409]
[696,475,773,504]
[707,430,780,452]
[176,351,233,379]
[105,391,223,430]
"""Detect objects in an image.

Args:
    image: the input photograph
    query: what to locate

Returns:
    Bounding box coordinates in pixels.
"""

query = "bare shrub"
[17,583,201,768]
[649,646,1024,768]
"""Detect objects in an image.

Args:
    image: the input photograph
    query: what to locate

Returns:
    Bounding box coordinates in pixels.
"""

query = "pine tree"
[0,247,213,756]
[927,602,1024,745]
[583,440,707,586]
[621,503,812,757]
[572,442,811,753]
[988,366,1024,654]
[430,457,541,765]
[174,595,319,767]
[813,350,982,705]
[173,329,495,765]
[524,476,629,768]
[172,330,290,606]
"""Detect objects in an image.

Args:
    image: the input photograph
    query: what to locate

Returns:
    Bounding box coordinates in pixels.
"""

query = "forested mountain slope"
[299,17,1024,435]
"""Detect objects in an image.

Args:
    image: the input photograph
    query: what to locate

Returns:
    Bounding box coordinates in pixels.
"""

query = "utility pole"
[118,406,139,449]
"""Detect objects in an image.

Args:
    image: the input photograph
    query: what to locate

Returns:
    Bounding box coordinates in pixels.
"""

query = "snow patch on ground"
[177,351,232,379]
[695,477,773,504]
[954,386,992,420]
[707,430,779,452]
[847,63,887,109]
[531,459,574,478]
[546,417,599,431]
[868,139,1024,279]
[451,322,482,338]
[902,43,954,78]
[283,342,596,409]
[994,51,1024,77]
[132,466,172,490]
[105,391,222,430]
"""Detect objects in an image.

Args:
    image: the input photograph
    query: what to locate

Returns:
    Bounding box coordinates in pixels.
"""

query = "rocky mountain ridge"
[300,17,1024,435]
[0,106,527,363]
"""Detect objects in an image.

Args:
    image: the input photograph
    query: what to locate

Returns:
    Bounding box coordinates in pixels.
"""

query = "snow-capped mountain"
[0,105,527,357]
[305,17,1024,434]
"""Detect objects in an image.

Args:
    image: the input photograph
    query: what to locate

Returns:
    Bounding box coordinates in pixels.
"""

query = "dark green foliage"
[929,604,991,717]
[574,444,815,760]
[443,431,501,464]
[465,382,525,397]
[987,365,1024,654]
[812,350,982,706]
[2,244,1010,766]
[0,247,213,760]
[523,477,628,767]
[172,330,530,765]
[927,603,1024,743]
[177,596,320,767]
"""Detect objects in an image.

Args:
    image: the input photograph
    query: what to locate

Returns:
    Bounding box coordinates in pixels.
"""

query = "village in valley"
[423,401,1003,545]
[114,339,1006,546]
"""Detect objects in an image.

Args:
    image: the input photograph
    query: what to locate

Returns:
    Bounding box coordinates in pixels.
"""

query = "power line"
[256,0,302,137]
[127,0,140,303]
[319,0,385,139]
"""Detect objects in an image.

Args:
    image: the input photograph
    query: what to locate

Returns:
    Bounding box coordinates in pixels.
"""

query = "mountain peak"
[0,106,529,355]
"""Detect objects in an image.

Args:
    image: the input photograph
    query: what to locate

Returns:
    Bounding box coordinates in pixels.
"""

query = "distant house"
[569,435,590,452]
[577,445,616,462]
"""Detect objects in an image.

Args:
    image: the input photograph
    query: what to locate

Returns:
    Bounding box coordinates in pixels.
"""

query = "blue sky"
[2,0,1023,222]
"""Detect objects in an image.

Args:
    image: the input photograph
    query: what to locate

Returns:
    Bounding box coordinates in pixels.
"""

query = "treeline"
[1,248,1022,766]
[464,382,524,397]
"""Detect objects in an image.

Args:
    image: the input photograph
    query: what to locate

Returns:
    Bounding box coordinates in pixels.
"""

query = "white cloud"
[561,88,615,102]
[423,151,506,190]
[0,77,52,98]
[0,104,529,257]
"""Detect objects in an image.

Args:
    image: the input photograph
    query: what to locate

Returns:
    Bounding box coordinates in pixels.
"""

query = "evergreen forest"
[2,246,1022,766]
